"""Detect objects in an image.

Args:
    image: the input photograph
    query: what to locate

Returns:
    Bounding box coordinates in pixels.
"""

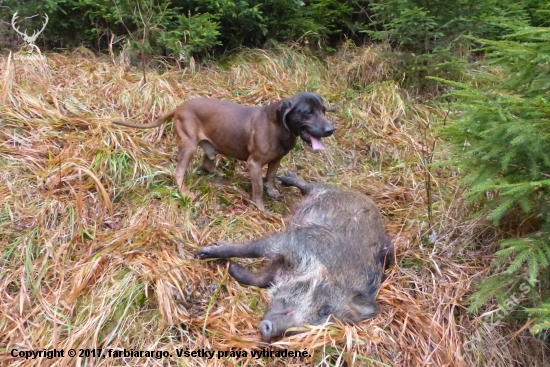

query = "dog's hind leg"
[173,114,199,199]
[198,140,224,175]
[173,143,197,199]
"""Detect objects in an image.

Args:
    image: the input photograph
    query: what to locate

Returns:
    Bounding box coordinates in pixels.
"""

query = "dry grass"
[0,45,547,366]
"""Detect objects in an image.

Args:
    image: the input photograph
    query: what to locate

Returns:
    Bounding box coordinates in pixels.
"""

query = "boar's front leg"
[277,172,314,195]
[199,231,286,259]
[227,258,283,288]
[199,235,286,288]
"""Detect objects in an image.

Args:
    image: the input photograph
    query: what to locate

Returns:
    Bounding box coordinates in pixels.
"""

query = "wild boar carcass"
[199,173,393,342]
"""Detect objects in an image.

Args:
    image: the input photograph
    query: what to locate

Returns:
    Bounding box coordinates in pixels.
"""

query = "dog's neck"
[266,100,299,153]
[279,133,298,153]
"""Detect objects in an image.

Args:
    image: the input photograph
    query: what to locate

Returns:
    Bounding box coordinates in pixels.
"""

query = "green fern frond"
[536,245,549,267]
[528,252,540,284]
[506,250,530,274]
[517,197,532,214]
[526,303,550,334]
[467,274,515,312]
[525,306,550,317]
[491,232,550,285]
[530,321,550,335]
[487,198,520,224]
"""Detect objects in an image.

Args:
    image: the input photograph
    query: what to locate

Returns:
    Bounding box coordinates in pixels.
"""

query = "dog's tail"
[112,109,176,129]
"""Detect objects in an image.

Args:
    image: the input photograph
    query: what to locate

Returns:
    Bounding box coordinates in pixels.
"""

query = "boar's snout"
[259,317,303,342]
[259,308,300,342]
[259,320,274,342]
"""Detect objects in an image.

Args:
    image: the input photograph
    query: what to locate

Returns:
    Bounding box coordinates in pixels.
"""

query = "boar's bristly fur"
[199,173,393,342]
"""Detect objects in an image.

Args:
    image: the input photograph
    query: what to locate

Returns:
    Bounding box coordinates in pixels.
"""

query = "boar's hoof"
[276,172,298,184]
[266,187,282,200]
[259,320,273,342]
[277,172,312,194]
[198,246,217,259]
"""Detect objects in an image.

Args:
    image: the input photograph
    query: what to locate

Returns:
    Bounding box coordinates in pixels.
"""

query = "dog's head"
[277,92,334,150]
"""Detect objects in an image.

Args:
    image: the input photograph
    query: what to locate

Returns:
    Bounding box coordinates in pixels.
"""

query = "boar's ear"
[349,291,379,322]
[276,100,294,139]
[377,235,394,271]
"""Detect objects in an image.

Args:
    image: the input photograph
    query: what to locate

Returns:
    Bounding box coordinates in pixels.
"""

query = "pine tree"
[439,27,550,333]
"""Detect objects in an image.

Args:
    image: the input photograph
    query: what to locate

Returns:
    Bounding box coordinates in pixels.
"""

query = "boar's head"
[259,273,380,342]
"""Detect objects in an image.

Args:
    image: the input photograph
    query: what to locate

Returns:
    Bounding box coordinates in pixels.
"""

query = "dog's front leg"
[265,159,282,200]
[247,158,265,211]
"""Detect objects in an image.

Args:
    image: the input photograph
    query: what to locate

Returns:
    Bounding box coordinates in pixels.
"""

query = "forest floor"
[1,45,548,366]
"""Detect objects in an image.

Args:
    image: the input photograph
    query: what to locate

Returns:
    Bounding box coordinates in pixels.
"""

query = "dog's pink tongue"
[310,135,326,150]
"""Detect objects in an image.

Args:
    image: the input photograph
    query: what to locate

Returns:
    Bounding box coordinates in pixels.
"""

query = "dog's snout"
[323,125,335,137]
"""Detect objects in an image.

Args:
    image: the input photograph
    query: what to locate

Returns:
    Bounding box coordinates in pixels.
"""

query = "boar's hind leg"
[228,259,282,288]
[277,172,314,195]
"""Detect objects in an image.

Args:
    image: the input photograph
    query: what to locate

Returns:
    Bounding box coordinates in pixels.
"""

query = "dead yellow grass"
[0,45,547,366]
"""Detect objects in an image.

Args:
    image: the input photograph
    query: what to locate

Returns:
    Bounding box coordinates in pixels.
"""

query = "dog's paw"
[251,199,266,211]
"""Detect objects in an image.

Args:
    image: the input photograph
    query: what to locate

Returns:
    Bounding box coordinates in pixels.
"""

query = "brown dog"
[113,92,334,210]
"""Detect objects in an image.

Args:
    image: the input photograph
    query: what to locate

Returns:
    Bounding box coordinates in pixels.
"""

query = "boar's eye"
[318,304,333,318]
[305,109,314,116]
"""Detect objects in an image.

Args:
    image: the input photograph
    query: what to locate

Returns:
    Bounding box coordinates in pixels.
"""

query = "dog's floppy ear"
[276,99,294,139]
[315,94,324,104]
